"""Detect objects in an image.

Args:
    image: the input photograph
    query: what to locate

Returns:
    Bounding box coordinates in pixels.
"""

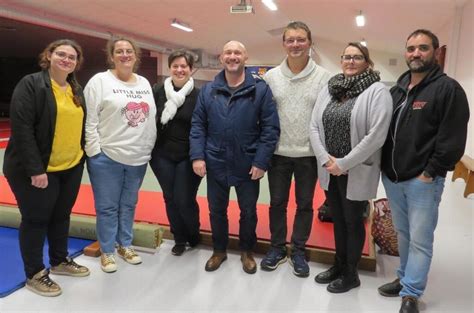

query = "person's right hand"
[31,173,48,189]
[193,160,207,177]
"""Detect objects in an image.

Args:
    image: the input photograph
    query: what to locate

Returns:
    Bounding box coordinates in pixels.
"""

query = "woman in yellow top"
[3,39,90,297]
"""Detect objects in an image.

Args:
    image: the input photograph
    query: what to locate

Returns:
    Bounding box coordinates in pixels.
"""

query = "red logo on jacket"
[412,101,427,110]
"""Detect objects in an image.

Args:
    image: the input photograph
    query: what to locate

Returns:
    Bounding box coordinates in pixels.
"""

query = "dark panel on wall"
[0,16,157,116]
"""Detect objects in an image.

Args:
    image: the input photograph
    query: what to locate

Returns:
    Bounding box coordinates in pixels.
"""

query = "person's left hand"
[326,155,344,176]
[249,166,265,180]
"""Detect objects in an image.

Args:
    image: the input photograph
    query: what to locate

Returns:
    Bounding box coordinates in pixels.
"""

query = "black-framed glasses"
[341,55,365,62]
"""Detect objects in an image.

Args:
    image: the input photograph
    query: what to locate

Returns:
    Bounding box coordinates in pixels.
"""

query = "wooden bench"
[452,155,474,198]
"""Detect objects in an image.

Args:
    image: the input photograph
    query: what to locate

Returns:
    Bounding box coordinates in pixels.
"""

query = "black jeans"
[5,162,84,278]
[206,175,259,251]
[267,155,317,255]
[325,174,367,267]
[150,155,202,245]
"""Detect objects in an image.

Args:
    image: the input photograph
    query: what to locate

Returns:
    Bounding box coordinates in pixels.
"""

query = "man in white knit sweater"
[261,21,331,277]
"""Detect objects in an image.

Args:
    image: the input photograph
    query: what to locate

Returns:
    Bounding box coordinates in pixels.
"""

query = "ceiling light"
[262,0,278,11]
[360,39,367,47]
[356,11,365,27]
[171,18,193,32]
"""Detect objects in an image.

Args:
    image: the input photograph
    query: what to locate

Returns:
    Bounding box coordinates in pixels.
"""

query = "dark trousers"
[150,155,202,245]
[267,155,317,255]
[206,175,259,251]
[5,162,84,278]
[325,174,366,267]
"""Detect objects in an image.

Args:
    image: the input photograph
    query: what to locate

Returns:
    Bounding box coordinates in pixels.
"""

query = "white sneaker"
[100,253,117,273]
[117,246,142,265]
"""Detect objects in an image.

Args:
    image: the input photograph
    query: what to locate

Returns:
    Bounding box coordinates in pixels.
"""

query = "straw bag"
[371,198,399,256]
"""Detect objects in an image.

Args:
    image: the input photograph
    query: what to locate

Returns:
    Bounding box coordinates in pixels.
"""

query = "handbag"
[371,198,399,256]
[317,201,333,222]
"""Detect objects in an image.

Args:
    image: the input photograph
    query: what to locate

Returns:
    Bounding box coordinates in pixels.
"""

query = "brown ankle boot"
[205,252,227,272]
[241,251,257,274]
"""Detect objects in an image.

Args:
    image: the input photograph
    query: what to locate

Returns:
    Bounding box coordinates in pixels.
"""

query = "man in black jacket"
[378,29,470,313]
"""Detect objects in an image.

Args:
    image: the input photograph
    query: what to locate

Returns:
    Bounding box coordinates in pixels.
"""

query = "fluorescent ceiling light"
[171,18,193,32]
[262,0,278,11]
[360,39,367,47]
[356,11,365,27]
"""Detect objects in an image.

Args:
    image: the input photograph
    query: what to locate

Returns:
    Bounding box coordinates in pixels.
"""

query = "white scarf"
[161,76,194,125]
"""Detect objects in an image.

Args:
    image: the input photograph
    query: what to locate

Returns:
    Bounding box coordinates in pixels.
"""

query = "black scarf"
[328,69,380,101]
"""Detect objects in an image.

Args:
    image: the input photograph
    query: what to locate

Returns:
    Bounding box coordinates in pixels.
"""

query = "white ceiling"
[0,0,469,65]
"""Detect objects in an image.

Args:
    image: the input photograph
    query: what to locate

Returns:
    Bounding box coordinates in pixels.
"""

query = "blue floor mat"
[0,226,92,298]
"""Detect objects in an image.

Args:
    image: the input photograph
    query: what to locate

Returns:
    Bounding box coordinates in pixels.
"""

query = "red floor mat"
[0,175,370,255]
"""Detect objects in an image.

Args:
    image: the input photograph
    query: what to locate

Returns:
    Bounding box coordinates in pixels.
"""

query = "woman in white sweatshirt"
[84,36,157,273]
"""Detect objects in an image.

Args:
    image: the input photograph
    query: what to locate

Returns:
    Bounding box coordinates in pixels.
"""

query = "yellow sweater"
[47,79,84,172]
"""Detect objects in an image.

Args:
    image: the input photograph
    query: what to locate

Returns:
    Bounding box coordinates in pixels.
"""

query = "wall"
[314,37,407,83]
[156,36,407,85]
[453,0,473,156]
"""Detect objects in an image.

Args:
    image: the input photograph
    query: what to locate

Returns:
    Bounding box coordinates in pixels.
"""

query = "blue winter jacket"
[190,68,280,185]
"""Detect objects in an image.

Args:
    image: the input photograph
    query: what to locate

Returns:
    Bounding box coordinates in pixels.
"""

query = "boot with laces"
[117,246,142,265]
[51,257,90,277]
[101,253,118,273]
[26,269,62,297]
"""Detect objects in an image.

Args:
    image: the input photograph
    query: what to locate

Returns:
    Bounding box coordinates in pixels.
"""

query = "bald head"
[222,40,247,55]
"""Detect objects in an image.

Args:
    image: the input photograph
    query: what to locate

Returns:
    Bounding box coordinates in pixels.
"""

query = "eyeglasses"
[54,51,77,62]
[341,55,365,62]
[284,37,308,45]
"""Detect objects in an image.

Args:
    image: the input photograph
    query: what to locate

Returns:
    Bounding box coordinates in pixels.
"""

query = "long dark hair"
[39,39,84,106]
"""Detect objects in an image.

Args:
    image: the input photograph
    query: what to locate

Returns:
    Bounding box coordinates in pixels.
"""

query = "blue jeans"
[87,153,147,253]
[207,175,259,251]
[149,155,201,245]
[382,174,445,298]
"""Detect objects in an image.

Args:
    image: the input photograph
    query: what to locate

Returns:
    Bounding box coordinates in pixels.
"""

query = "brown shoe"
[205,252,227,272]
[241,251,257,274]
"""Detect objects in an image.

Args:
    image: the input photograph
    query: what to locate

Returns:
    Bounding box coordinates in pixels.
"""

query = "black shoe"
[327,275,361,293]
[188,235,201,248]
[399,296,419,313]
[171,244,186,256]
[315,265,342,284]
[326,266,360,293]
[378,278,402,297]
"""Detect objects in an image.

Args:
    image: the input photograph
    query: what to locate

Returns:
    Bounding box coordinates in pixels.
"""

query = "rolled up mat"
[0,205,164,249]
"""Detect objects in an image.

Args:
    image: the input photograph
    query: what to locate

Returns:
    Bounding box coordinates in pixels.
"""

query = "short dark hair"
[168,49,195,69]
[344,42,374,68]
[105,35,141,71]
[407,29,439,49]
[283,21,312,44]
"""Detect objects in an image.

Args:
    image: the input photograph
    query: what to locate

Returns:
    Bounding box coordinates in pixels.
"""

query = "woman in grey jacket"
[309,42,392,293]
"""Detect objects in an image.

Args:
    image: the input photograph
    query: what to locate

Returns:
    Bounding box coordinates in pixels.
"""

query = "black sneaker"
[378,278,402,297]
[171,244,186,256]
[260,248,287,271]
[289,254,310,278]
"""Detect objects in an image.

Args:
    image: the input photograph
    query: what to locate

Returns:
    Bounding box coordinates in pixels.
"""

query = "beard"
[406,56,437,73]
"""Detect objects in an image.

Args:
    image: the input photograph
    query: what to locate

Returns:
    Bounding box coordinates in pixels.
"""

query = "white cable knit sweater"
[264,57,331,157]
